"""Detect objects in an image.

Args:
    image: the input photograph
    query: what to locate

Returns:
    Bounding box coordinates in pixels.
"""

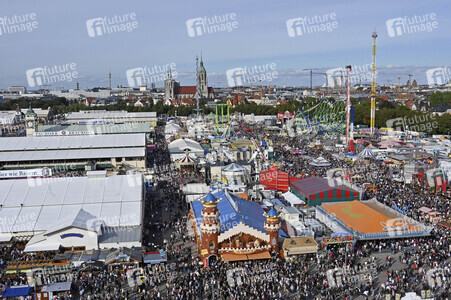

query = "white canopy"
[282,191,305,206]
[0,174,143,234]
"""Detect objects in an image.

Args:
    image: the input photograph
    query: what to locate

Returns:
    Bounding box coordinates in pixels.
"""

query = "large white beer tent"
[0,174,144,251]
[0,133,146,168]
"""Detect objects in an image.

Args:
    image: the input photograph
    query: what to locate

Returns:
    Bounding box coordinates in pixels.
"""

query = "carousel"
[175,151,198,172]
[221,163,249,185]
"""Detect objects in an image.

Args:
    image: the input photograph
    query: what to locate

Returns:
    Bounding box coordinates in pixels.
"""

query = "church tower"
[164,69,174,103]
[25,105,37,136]
[197,55,208,98]
[264,208,280,253]
[200,193,221,264]
[15,105,22,123]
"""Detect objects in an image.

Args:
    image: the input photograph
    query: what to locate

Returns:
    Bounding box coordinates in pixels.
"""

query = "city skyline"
[0,0,450,89]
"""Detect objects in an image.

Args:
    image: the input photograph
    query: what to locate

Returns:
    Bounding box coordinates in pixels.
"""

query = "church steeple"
[199,53,206,73]
[164,68,174,103]
[197,53,208,98]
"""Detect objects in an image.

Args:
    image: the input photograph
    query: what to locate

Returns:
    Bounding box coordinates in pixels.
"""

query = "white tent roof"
[165,123,182,133]
[0,148,145,163]
[309,157,331,166]
[66,111,156,120]
[45,208,101,235]
[168,138,203,153]
[282,191,305,206]
[0,174,143,234]
[0,134,145,152]
[182,183,210,195]
[0,233,12,242]
[24,243,61,252]
[222,163,245,172]
[359,148,375,157]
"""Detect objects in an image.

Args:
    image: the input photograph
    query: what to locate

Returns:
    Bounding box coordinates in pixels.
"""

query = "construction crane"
[302,68,328,94]
[406,74,413,88]
[370,30,377,136]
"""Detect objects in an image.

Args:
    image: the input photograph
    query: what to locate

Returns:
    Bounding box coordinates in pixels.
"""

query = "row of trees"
[2,92,450,134]
[428,91,451,107]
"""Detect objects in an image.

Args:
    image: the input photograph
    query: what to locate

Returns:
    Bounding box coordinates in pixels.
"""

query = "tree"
[428,91,451,107]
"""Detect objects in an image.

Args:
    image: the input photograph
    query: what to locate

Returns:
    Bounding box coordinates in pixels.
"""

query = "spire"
[265,208,279,219]
[26,104,36,117]
[167,68,172,79]
[198,52,206,73]
[202,193,218,204]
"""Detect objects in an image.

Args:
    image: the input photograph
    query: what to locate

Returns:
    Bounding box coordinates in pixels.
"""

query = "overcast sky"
[0,0,450,89]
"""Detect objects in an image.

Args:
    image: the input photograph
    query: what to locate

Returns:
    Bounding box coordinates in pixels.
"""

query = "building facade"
[164,57,214,103]
[190,191,280,266]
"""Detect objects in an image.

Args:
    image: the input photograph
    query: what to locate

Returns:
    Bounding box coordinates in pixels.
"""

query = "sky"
[0,0,450,90]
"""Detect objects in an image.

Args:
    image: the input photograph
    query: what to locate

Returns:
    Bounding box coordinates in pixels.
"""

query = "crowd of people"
[0,120,449,299]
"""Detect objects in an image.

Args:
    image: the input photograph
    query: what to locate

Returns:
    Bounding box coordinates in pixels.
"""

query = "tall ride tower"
[108,68,111,90]
[370,30,377,135]
[195,55,200,116]
[345,65,352,148]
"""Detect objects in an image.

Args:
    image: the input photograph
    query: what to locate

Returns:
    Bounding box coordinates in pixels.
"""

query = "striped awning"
[359,148,375,157]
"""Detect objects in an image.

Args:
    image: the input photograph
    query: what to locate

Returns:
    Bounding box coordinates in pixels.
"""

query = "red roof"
[171,98,196,106]
[405,100,415,109]
[229,94,245,105]
[396,94,415,99]
[175,86,196,94]
[181,98,196,105]
[290,176,356,197]
[174,86,215,95]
